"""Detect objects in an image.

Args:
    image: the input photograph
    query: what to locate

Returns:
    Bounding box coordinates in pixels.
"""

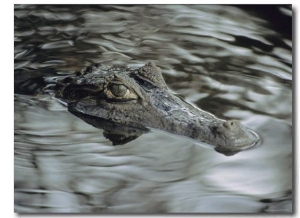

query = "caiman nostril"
[223,120,239,129]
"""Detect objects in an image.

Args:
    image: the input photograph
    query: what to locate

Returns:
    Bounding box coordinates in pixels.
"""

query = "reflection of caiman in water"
[53,62,259,155]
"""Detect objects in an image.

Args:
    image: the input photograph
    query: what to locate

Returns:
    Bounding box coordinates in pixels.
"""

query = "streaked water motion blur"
[14,5,292,213]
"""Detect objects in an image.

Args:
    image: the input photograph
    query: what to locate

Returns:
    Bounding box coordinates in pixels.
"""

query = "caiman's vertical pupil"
[109,84,128,97]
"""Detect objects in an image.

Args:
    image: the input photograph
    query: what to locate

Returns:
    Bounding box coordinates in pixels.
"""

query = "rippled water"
[14,5,293,213]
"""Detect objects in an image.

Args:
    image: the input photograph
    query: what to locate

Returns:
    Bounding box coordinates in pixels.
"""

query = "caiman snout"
[214,120,259,149]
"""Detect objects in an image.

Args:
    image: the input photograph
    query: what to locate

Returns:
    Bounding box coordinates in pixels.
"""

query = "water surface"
[14,5,292,213]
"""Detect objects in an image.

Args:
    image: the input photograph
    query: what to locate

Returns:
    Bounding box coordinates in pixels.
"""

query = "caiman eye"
[105,80,138,100]
[109,84,128,97]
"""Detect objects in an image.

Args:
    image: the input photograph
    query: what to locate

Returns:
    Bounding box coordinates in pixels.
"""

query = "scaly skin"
[55,62,259,151]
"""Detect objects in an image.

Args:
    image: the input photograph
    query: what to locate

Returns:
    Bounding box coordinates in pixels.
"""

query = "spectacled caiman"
[53,62,259,154]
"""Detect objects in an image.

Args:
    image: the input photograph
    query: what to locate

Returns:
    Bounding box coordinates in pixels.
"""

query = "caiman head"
[55,62,259,153]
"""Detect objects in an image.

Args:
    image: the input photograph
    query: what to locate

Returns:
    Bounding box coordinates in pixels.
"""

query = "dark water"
[14,5,293,213]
